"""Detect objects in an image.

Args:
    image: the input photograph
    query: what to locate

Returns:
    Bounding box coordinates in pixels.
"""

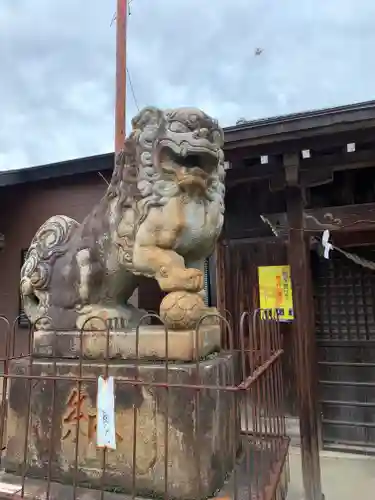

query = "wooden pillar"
[215,240,228,316]
[215,240,231,347]
[284,154,323,500]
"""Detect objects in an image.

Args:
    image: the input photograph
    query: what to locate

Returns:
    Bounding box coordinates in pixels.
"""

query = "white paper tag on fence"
[96,376,116,450]
[322,230,333,259]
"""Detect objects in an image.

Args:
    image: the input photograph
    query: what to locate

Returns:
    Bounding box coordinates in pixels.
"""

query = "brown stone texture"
[0,172,108,356]
[4,353,240,499]
[32,324,221,362]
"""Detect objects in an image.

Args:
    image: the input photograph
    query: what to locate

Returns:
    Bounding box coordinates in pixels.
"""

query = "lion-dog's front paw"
[157,266,204,293]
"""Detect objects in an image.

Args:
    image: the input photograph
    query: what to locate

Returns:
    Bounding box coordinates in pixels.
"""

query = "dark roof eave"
[223,99,375,146]
[3,99,375,188]
[0,152,114,188]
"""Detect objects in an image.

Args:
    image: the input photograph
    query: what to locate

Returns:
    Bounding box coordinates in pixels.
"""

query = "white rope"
[260,215,375,271]
[314,235,375,271]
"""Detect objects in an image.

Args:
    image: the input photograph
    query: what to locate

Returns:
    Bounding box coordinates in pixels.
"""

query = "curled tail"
[20,215,79,324]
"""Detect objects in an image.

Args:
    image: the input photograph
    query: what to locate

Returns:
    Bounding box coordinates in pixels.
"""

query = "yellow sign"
[258,265,294,321]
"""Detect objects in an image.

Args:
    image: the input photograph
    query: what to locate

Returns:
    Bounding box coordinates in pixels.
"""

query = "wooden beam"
[227,165,334,191]
[269,167,334,191]
[263,202,375,236]
[226,162,280,188]
[286,182,323,500]
[226,148,375,191]
[333,229,375,247]
[270,148,375,190]
[224,236,287,245]
[300,148,375,171]
[283,152,299,186]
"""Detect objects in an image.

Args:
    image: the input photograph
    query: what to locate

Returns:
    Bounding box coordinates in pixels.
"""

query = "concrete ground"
[287,446,375,500]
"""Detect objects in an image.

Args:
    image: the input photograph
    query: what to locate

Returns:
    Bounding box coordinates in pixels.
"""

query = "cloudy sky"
[0,0,374,170]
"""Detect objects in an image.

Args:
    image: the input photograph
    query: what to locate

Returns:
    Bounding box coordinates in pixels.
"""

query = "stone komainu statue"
[20,106,226,330]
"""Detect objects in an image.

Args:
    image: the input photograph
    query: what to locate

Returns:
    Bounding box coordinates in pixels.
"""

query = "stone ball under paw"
[160,291,207,330]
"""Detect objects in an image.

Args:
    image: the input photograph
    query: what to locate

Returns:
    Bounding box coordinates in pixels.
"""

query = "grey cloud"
[0,0,374,170]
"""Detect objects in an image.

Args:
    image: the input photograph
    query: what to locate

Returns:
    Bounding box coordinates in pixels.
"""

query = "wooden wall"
[216,237,298,416]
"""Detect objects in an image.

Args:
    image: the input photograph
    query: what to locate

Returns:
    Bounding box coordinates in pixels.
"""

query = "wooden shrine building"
[2,100,375,499]
[215,100,375,499]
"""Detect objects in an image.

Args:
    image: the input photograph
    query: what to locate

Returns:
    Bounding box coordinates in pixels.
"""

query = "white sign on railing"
[96,376,116,450]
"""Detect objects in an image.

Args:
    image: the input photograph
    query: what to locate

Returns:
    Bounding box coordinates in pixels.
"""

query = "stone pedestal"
[4,351,240,499]
[33,324,221,362]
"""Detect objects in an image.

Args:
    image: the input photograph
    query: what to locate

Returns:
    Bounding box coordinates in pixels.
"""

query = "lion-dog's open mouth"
[159,143,218,191]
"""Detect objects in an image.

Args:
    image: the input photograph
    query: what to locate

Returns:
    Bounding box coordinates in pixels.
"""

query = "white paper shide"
[96,376,116,450]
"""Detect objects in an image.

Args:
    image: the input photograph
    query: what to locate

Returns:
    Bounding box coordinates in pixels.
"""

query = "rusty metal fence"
[0,310,289,500]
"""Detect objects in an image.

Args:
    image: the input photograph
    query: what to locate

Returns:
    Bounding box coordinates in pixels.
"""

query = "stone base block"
[33,324,221,362]
[4,354,240,499]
